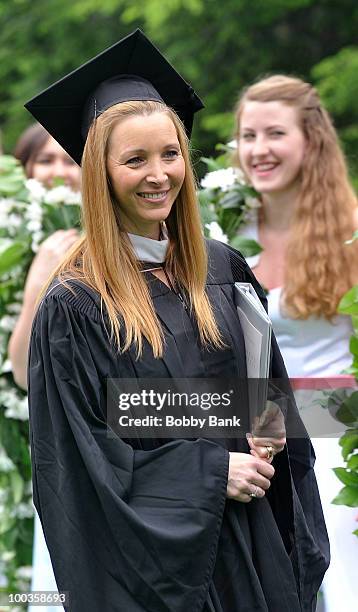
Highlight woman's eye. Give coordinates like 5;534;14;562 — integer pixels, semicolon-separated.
241;133;255;141
270;131;285;137
163;149;180;159
126;156;144;166
36;158;52;164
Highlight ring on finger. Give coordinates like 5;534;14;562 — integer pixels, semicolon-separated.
249;485;260;499
265;445;274;460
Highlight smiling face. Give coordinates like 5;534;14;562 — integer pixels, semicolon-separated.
30;136;81;190
238;100;306;198
106;112;185;239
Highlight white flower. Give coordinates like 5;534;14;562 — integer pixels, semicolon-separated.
25;178;46;201
4;396;29;421
25;199;43;218
1;359;13;373
7;213;22;228
0;198;17;226
205;221;228;243
201;167;238;191
26;219;42;233
0;386;29;420
24;200;43;226
25;199;44;241
31;230;45;253
1;550;16;563
44;184;81;205
11;503;34;520
0;446;15;472
15;565;33;580
6;302;22;315
234;166;247;185
1;211;23;235
0;315;17;333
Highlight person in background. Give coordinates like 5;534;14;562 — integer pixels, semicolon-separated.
24;31;328;612
8;123;81;612
9;123;80;389
234;74;358;612
14;122;81;190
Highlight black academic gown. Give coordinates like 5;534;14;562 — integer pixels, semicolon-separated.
28;240;329;612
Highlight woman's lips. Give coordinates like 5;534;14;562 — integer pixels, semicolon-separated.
252;162;278;176
137;190;169;202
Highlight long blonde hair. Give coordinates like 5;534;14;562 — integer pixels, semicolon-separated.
235;75;358;319
50;100;222;357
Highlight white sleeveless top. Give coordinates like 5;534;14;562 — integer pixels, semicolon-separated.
243;220;358;612
243;217;353;378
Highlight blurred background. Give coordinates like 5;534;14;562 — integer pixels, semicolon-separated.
0;0;357;183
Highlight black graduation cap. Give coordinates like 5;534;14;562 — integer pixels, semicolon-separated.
25;29;204;165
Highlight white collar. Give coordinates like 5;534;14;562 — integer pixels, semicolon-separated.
128;232;169;263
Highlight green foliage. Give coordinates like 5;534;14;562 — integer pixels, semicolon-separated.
198;146;262;257
332;273;358;526
1;0;358;184
330;391;358;428
0;155;81;593
312;46;358;186
0;241;27;277
338;278;358;340
339;285;358;316
121;0;204;29
313;47;358;116
331;427;358;508
0;0;132;150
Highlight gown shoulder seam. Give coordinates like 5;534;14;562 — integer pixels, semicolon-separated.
42;280;103;322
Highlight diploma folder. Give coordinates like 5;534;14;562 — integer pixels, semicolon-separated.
234;282;272;414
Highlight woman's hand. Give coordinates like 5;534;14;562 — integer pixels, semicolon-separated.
247;401;286;463
227;451;275;502
23;229;79;300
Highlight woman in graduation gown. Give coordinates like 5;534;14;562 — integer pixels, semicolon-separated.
26;30;329;612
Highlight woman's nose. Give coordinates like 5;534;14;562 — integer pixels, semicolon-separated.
50;159;68;178
251;136;270;156
146;160;168;184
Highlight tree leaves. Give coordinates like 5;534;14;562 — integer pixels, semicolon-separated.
1;0;358;177
332;485;358;507
338;286;358;315
0;240;28;276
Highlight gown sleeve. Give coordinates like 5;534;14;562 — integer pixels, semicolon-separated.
28;288;229;612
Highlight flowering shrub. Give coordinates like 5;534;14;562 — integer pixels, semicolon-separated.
0;155;81;596
198;145;262;257
332;243;358;533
